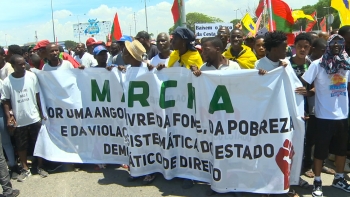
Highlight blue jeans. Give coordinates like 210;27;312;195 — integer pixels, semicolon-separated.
0;104;15;167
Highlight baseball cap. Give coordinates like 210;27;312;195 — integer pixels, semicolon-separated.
33;40;50;50
118;35;133;42
93;45;108;55
135;31;150;39
86;37;97;46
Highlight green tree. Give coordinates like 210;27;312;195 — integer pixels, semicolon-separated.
296;0;341;31
230;19;240;26
168;12;223;34
65;40;77;50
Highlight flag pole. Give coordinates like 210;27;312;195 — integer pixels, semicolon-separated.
267;0;273;31
180;0;186;27
316;12;320;31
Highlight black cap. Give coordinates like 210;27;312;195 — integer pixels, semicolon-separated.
135;31;150;39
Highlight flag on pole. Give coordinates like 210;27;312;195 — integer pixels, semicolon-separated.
305;11;317;32
172;0;183;28
331;0;350;26
266;0;294;33
242;13;257;34
255;0;265;17
292;10;315;21
320;17;327;32
253;14;263;36
110;13;122;41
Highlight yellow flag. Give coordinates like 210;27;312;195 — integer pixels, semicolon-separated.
331;0;350;26
242;13;256;34
292;10;314;21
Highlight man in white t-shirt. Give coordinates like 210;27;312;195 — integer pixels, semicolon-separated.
302;34;350;197
2;55;48;182
42;44;74;71
73;43;97;68
150;33;171;67
196;37;240;73
255;31;313;197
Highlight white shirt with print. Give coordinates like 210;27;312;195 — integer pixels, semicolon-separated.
1;71;41;127
302;59;350;120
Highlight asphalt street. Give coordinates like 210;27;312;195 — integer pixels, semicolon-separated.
5;162;349;197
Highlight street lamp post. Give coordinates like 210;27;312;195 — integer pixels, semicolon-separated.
70;14;86;43
233;9;240;20
51;0;56;42
143;0;149;32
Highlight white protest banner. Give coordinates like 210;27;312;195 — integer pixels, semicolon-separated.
195;23;233;38
33;68;129;164
192;67;305;194
34;67;304;194
123;67;212;180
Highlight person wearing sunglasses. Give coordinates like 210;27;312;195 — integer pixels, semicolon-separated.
302;34;350;197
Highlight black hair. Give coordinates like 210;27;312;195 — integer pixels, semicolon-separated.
9;54;23;65
263;31;287;52
339;26;350;37
230;27;243;35
312;38;327;48
217;26;229;34
136;31;150;39
58;45;64;53
0;47;4;55
294;33;312;45
202;37;224;52
245;37;255;42
21;46;28;54
8;45;23;55
255;35;265;40
30;54;41;69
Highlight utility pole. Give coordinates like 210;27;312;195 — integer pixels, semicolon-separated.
142;0;149;32
133;12;137;35
180;0;186;27
51;0;56;42
233;9;240;20
130;25;132;35
35;31;38;42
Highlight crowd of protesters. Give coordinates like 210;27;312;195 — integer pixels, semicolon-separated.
1;24;350;197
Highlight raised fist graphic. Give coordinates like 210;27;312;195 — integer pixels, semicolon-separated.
275;139;295;190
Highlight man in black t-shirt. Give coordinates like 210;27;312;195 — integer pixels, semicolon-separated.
135;31;159;60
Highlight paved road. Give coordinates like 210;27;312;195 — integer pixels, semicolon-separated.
7;163;350;197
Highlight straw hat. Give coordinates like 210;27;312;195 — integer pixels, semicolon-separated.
125;40;146;62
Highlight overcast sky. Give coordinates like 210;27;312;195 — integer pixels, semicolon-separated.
0;0;319;46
